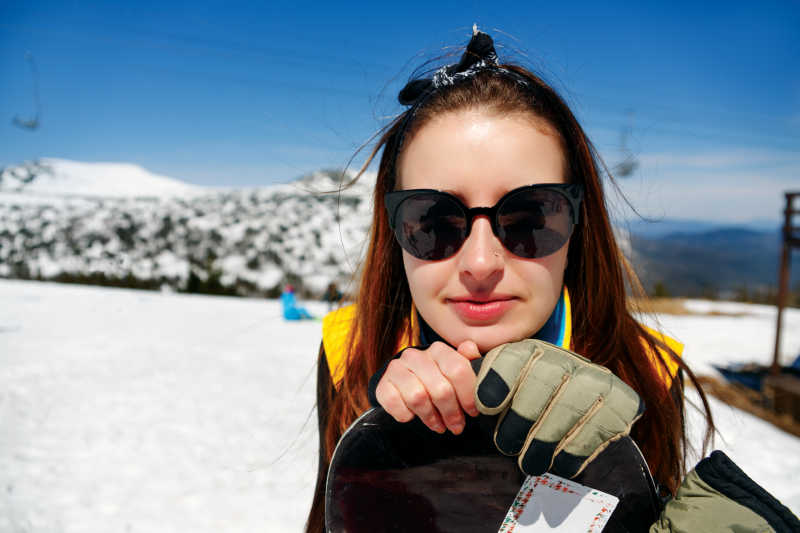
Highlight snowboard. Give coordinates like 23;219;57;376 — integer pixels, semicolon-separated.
325;407;661;532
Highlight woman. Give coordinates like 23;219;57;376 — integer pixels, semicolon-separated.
306;29;798;532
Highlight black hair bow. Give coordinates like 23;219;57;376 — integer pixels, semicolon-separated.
398;30;499;106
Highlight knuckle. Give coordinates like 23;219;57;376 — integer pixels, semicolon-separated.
375;379;389;400
434;355;456;374
406;388;429;410
421;416;441;430
395;410;414;423
428;382;453;404
445;414;463;427
460;391;476;408
380;396;405;419
375;384;396;405
429;341;448;353
449;361;472;381
401;348;423;365
386;359;405;375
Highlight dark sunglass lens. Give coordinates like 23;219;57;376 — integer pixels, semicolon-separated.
394;194;467;260
497;189;574;258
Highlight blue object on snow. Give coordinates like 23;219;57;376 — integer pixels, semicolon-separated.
281;290;313;320
714;359;800;392
713;364;766;391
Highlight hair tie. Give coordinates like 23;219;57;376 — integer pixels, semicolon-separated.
398;26;500;106
390;27;533;180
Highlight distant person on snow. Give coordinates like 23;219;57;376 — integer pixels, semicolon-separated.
306;29;799;533
323;282;343;310
281;284;314;320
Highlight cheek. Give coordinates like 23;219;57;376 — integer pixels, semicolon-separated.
514;242;569;297
402;251;425;300
540;245;569;279
402;251;452;301
545;248;569;302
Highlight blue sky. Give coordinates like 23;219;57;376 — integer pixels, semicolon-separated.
1;1;798;223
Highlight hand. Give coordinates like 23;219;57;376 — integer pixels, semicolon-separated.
650;451;800;532
375;340;482;435
474;339;644;478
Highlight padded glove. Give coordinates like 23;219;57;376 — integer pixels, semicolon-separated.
474;339;644;478
650;450;800;533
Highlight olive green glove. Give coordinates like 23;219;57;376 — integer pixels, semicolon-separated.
651;450;800;533
474;339;644;478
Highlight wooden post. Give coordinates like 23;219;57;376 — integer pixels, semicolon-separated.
772;192;800;374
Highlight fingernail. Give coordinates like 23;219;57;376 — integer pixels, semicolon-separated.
433;423;446;433
451;423;464;435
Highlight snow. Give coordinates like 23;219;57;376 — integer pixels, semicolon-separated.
0;280;322;532
639;300;800;376
1;279;799;532
0;159;205;199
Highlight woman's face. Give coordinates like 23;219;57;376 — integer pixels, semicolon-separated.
398;109;570;354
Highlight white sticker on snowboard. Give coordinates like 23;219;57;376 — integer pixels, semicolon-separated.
498;473;619;532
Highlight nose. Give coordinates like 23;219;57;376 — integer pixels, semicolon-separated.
457;216;504;282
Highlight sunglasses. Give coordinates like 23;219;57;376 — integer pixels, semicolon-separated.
385;183;583;261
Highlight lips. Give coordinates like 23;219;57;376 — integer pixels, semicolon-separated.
447;295;516;323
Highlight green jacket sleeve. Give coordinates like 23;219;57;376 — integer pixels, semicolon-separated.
650;451;799;533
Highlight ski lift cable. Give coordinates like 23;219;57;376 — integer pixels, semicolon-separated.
0;21;393;79
3;26;797;148
5;21;797;143
564;74;797;125
591;108;799;149
3;20;794;129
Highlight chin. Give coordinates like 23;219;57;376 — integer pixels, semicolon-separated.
450;323;532;355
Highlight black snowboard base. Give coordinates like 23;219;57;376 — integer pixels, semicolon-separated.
326;407;661;532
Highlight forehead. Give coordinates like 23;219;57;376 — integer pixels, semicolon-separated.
398;110;566;205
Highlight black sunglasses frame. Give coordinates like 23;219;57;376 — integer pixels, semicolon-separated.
385;182;584;259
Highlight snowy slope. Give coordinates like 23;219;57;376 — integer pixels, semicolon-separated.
1;279;798;533
0;160;374;297
0;158;204;198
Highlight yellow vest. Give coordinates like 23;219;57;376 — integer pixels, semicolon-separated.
322;293;682;390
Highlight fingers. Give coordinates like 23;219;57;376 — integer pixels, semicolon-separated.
374;370;418;423
457;340;481;360
515;366;605;476
551;379;644;477
493;347;571;458
481;339;645;479
375;341;480;434
448;342;480;417
405;347;467;433
549;396;612;478
377;358;447;433
475;339;543;415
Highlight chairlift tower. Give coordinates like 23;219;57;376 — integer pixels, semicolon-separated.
612;110;638;178
12;51;41;131
772;191;800;374
765;191;800;423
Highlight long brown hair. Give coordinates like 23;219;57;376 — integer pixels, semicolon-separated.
318;61;714;519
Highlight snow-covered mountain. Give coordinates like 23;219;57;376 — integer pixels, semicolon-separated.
0;159;374;297
0;158;204;198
